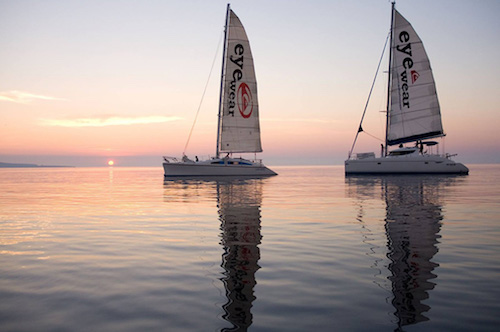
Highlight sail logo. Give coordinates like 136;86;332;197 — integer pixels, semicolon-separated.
237;82;253;118
396;30;416;108
411;70;419;84
227;43;246;117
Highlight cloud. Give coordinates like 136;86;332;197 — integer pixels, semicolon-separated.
0;90;66;104
40;116;182;127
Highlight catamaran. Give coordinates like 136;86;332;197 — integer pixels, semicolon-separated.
163;5;276;177
345;2;468;175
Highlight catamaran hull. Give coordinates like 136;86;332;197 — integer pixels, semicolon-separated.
345;156;469;175
163;163;277;177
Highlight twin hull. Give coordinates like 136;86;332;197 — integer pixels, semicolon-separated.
163;162;277;177
345;155;469;174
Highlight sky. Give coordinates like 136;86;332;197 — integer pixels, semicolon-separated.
1;0;499;166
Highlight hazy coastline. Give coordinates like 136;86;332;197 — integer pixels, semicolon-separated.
0;162;72;168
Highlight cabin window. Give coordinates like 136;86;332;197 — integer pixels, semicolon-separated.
389;150;415;156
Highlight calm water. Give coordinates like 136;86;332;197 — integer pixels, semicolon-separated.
1;165;499;331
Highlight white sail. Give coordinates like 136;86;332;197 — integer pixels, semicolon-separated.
387;10;444;146
219;10;262;153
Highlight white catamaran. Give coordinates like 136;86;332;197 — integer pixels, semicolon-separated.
345;2;468;175
163;5;276;177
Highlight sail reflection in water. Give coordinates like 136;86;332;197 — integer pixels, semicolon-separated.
217;179;263;331
347;175;459;330
163;177;264;331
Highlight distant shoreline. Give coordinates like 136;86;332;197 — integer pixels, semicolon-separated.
0;162;73;168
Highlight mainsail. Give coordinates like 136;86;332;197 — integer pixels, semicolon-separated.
387;9;444;146
219;9;262;154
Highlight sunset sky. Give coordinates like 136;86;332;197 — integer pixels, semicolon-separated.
1;0;499;166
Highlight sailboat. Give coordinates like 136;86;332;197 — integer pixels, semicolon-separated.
163;4;276;177
345;2;468;175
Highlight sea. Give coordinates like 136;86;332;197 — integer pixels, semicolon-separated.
1;165;499;332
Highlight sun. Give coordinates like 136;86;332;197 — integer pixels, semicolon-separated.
107;160;114;166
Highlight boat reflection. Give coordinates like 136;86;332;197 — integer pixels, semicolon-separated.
346;175;461;331
217;178;263;331
163;177;265;331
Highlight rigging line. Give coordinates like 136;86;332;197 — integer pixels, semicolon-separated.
363;130;384;142
348;30;391;158
183;31;224;155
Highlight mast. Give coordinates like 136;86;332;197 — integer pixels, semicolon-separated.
216;4;230;159
384;2;396;156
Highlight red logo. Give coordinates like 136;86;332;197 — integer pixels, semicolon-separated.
411;70;420;84
237;82;253;118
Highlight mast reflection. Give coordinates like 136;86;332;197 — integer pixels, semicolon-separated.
347;175;460;331
217;178;263;332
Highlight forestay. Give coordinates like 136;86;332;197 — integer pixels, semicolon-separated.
219;10;262;153
387;10;444;146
